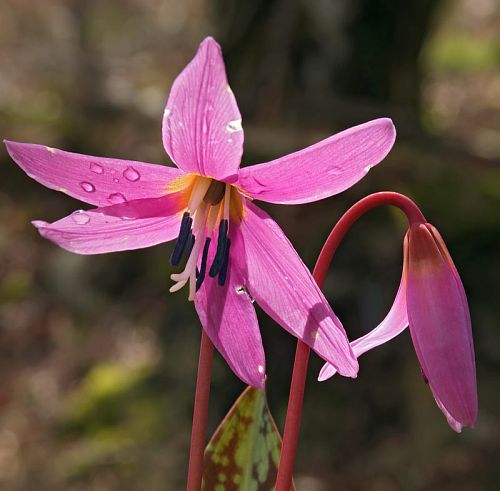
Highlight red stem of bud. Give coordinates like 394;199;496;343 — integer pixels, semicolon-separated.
275;192;425;491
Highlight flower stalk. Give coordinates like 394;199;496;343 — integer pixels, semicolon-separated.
275;192;425;491
186;330;214;491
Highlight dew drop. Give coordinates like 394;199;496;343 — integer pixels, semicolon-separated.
90;163;104;174
226;119;242;133
235;286;255;303
108;192;127;204
123;166;140;182
113;178;119;183
80;181;95;193
326;167;341;176
71;210;90;225
164;108;171;118
310;329;319;341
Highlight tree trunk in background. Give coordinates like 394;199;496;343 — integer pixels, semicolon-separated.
341;0;441;114
213;0;442;127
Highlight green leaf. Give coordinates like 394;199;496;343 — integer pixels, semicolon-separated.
203;386;295;491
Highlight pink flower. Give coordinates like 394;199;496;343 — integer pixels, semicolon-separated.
319;222;478;432
5;37;396;388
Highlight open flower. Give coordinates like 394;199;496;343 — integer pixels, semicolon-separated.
319;222;478;432
6;37;396;388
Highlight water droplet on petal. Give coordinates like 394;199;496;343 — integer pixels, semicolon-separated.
113;178;119;183
326;167;341;176
226;119;242;133
108;192;127;204
235;286;255;303
123;166;140;182
90;163;104;174
80;181;95;193
164;108;171;118
310;329;319;341
71;210;90;224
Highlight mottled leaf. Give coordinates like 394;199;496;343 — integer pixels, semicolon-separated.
203;386;295;491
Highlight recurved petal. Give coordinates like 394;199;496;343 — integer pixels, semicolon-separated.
5;140;183;207
407;223;477;430
162;37;244;181
194;231;266;388
237;118;395;205
319;242;409;381
237;201;358;377
33;195;184;254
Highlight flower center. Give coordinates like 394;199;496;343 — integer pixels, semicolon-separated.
169;175;243;300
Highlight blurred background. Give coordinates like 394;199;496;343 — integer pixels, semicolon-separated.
0;0;499;489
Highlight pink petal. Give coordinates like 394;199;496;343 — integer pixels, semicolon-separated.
407;223;477;429
237;118;395;204
162;37;244;181
5;140;183;207
194;229;266;388
319;247;409;381
237;201;358;377
433;393;466;433
33;195;184;254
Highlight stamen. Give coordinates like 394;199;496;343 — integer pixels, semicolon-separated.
218;238;231;286
209;219;228;277
223;184;231;220
169;181;238;299
187;177;211;213
206;206;219;232
196;237;212;291
170;203;209;298
170;212;193;266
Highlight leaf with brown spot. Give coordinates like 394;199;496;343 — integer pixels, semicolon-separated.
203;386;295;491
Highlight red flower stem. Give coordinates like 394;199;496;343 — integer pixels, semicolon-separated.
275;192;425;490
186;329;214;491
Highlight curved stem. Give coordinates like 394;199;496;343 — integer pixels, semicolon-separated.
186;330;214;491
275;192;425;491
